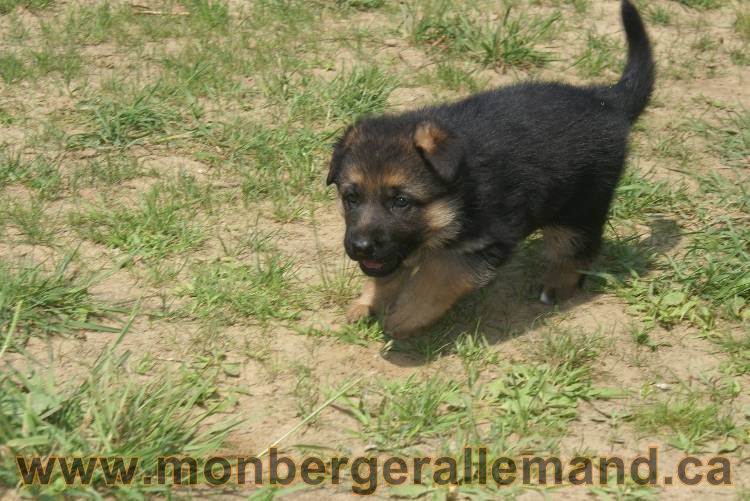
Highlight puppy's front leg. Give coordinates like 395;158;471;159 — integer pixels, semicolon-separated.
384;252;486;338
346;271;406;323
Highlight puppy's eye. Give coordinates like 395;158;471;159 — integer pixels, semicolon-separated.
345;193;359;206
392;195;410;209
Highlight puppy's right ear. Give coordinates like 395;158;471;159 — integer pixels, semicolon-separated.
413;120;463;184
326;125;356;186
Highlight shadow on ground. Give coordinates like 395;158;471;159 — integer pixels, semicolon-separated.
382;216;682;367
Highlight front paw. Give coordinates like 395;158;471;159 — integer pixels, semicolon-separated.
383;305;422;339
346;302;372;323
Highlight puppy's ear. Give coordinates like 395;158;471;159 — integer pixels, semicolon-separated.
327;125;357;186
413;121;463;183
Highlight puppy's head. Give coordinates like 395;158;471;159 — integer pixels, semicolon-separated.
326;116;464;277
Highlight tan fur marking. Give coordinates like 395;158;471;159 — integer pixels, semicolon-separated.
340;168;364;187
381;169;412;188
423;198;461;249
383;251;480;338
346;271;407;322
541;226;588;302
414;122;447;154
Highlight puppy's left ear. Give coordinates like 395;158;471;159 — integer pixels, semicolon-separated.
327;125;356;186
413;120;463;184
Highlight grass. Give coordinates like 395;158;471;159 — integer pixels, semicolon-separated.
0;53;25;84
628;382;747;453
0;328;238;496
737;9;750;40
0;150;65;199
0;254;121;347
340;375;464;450
5;197;55;245
181;252;304;323
407;2;560;68
70;175;208;260
574;32;621;78
0;0;50;14
66;84;200;150
648;5;672;26
692;110;750;166
674;0;724;10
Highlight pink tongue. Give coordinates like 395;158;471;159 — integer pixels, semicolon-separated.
362;260;383;270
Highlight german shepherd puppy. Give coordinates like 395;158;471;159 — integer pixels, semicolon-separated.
326;0;655;338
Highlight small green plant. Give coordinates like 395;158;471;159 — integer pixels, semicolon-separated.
409;3;560;68
0;53;25;84
337;0;384;9
692;110;750;166
182;253;303;322
0;0;50;14
574;32;621;78
628;384;746;453
70;177;207;259
648;6;672;25
0;255;120;347
736;9;750;40
433;62;482;92
0;334;237;495
340;375;463;449
66;84;196;149
674;0;724;10
5;197;54;245
482;363;614;437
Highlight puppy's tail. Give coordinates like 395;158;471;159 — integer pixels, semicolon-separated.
613;0;655;122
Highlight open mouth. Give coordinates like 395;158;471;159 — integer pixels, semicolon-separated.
358;258;400;277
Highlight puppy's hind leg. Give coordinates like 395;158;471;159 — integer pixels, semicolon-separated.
540;225;601;305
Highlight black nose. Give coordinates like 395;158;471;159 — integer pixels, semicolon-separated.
352;237;374;257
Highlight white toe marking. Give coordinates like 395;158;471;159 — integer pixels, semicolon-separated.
540;290;554;305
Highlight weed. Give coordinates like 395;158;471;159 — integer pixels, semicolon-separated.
736;9;750;40
67;84;201;149
674;0;724;10
70;177;207;259
182;253;303;323
0;336;237;495
482;363;614;438
341;375;463;449
648;6;672;25
5;196;55;245
0;53;25;84
408;2;560;68
0;0;49;14
574;32;621;78
628;384;746;453
0;254;120;347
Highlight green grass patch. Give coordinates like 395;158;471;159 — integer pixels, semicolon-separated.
736;9;750;40
605;214;748;328
628;384;747;453
0;53;25;84
0;0;50;14
691;110;750;166
70;176;208;259
0;255;120;347
66;84;204;150
340;375;463;450
408;2;560;68
573;32;621;78
0;150;65;199
181;253;304;323
673;0;724;10
0;335;237;495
